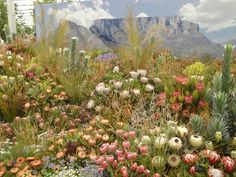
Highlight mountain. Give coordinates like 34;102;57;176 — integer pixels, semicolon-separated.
226;37;236;46
67;16;224;58
67;21;110;51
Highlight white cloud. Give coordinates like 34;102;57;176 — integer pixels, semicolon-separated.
48;1;114;28
137;12;148;18
179;0;236;32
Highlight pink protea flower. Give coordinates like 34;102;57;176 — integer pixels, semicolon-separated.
96;156;105;165
116;149;123;156
118;155;125;162
173;90;181;97
101;161;108;169
184;95;193;104
182;154;199;165
99;144;109;154
112;160;118;169
123;132;129;139
131;163;138;171
122;140;131;149
107;155;115;163
128;131;136;139
144;169;150;176
136;165;145;174
109;143;117;152
120;166;128;173
190;166;197;176
222;156;235;174
208;151;221;165
208;168;224;177
153;173;161;177
196;82;204;92
175;76;189;85
139;145;149;155
121;170;128;177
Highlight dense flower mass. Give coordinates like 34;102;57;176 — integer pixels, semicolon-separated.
0;41;236;177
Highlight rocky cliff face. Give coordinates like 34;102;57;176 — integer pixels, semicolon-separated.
89;16;223;58
67;16;224;58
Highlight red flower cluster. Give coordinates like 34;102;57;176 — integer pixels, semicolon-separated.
175;76;189;85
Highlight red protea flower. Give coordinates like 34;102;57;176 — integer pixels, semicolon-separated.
183;154;199;165
199;100;208;108
200;149;212;158
175;76;189;85
222;156;235;174
185;95;193;104
196;82;204;92
208;151;221;165
153;173;161;177
171;103;181;112
208;168;224;177
172;90;181;97
25;71;35;79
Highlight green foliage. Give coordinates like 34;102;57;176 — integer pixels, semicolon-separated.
212;91;229;119
207;118;230;142
183;61;209;77
222;44;235;92
0;0;8;41
118;9;159;71
190;115;206;134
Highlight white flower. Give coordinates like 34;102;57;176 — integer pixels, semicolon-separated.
208;168;224;177
140;77;149;83
146;84;154;92
132;89;140;96
154;77;161;83
95;82;105;94
87;100;95;109
113;66;119;73
119;90;129;98
168;154;181;167
130;71;139;79
95;106;102;112
104;87;111;94
0;61;4;66
114;80;123;89
177;126;188;137
155;135;168;149
141;135;151;145
137;69;147;76
189;135;203;147
168;137;182;150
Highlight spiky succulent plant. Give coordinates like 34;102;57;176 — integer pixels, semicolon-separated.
190;115;206;134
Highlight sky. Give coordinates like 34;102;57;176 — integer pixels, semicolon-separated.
33;0;236;43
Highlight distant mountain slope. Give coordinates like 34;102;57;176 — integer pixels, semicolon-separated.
67;21;110;51
66;16;224;58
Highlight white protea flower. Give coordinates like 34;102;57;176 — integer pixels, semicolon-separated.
132;89;141;96
155;135;168;149
104;87;111;94
141;135;151;145
177;126;188;137
130;71;139;79
137;69;147;76
189;135;203;147
146;84;154;92
114;80;123;89
87;100;95;109
95;82;106;94
168;154;181;167
140;77;149;83
154;77;161;83
119;90;129;98
8;77;15;84
113;66;119;73
168;137;182;150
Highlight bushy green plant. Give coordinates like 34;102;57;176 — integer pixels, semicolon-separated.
183;61;209;77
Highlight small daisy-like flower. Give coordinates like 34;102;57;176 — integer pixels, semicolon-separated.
168;154;181;167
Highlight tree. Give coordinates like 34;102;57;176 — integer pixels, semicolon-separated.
0;0;8;41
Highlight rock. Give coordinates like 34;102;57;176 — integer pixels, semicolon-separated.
89;16;223;58
66;21;110;51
